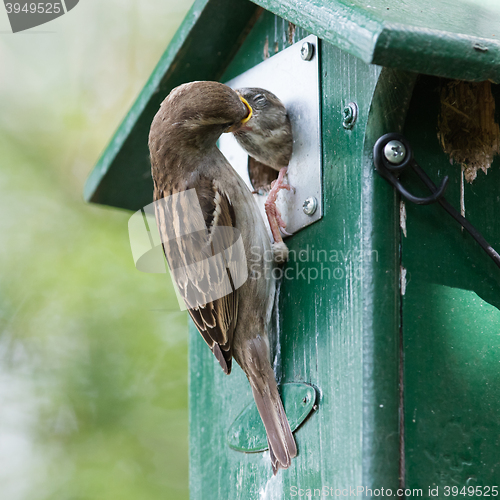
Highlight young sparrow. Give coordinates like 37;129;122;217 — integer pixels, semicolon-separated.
149;81;297;474
232;88;292;171
232;88;294;248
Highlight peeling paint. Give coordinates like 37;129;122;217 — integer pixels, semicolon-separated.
400;200;407;238
287;21;296;45
400;266;407;296
272;278;282;377
258;457;283;499
264;36;269;59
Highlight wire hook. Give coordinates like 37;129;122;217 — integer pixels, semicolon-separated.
373;133;500;269
373;133;449;205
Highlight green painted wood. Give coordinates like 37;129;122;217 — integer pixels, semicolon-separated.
227;383;317;453
362;67;417;487
401;76;500;489
251;0;500;82
84;0;261;211
188;13;417;497
221;11;310;82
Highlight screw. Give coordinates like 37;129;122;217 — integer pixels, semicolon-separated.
473;43;488;53
300;42;314;61
302;397;308;404
342;102;358;129
384;140;407;164
303;197;318;216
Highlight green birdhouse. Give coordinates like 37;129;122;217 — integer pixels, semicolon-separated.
85;0;500;497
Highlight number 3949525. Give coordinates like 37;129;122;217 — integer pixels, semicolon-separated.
5;3;62;14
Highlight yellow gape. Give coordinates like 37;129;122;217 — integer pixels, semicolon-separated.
226;96;253;132
239;96;253;124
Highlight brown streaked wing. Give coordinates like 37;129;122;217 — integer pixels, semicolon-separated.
155;176;239;374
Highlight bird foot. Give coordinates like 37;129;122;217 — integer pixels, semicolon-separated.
272;241;289;264
264;167;294;244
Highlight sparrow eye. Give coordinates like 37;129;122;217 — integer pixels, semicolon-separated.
253;94;267;105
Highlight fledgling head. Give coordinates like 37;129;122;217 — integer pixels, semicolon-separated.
149;81;251;157
233;88;293;170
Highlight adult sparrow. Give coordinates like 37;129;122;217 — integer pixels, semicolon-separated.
149;81;297;474
232;88;294;248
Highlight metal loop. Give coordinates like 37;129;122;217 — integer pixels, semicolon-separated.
373;133;448;205
373;133;500;269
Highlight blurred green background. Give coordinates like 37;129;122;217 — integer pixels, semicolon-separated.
0;1;194;499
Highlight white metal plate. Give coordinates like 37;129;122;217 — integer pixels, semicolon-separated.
219;35;322;237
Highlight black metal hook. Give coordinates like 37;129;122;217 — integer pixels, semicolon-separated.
373;133;449;205
373;133;500;269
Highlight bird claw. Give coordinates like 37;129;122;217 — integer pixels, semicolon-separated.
270;168;293;193
265;167;295;243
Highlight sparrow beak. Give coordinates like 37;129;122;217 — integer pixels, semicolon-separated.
226;96;253;132
239;96;253;124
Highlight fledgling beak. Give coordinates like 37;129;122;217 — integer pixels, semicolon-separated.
226;95;253;132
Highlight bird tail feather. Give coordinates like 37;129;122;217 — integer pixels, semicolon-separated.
245;338;297;474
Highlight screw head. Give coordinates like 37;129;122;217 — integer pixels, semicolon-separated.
384;140;407;164
342;102;358;129
300;42;314;61
303;197;318;216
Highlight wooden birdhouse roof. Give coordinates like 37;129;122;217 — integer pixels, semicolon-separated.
85;0;500;210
